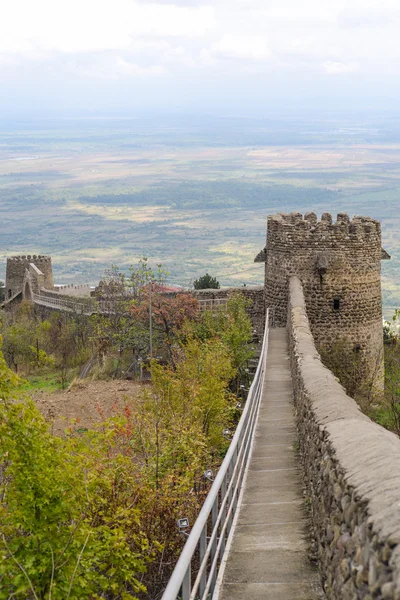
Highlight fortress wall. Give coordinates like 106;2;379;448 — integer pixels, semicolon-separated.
54;284;91;298
5;255;54;298
265;212;384;393
288;275;400;600
28;263;45;294
5;257;28;298
192;286;265;336
40;288;94;305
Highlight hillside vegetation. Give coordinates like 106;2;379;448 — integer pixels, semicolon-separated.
0;291;254;599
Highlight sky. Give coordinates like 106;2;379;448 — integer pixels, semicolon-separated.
1;0;400;115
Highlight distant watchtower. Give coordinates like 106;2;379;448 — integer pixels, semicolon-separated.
256;212;389;393
5;255;54;301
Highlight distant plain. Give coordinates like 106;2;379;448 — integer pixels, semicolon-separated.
0;114;399;316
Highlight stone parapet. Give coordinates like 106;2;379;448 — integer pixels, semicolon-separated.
267;212;381;248
40;288;93;305
54;284;91;298
288;275;400;599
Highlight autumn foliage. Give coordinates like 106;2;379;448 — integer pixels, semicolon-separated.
130;288;199;358
0;292;254;599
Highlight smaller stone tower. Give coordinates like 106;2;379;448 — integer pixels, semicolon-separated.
258;212;389;393
5;255;54;300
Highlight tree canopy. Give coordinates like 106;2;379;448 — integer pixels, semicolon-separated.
193;273;220;290
0;289;255;598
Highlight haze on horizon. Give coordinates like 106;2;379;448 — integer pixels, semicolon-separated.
1;0;400;117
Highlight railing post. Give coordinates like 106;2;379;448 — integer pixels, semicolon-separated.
199;525;207;598
210;497;218;593
219;474;227;559
230;447;240;521
182;565;191;600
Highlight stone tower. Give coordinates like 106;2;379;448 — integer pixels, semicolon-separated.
5;255;54;300
258;212;389;392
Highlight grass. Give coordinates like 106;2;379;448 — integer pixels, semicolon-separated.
368;406;395;431
19;372;72;394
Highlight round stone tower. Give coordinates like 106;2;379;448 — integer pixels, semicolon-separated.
5;255;54;300
263;212;386;393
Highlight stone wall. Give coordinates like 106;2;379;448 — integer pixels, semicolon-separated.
27;263;45;295
288;275;400;600
5;255;54;299
192;286;265;336
54;284;92;298
264;212;384;393
40;288;94;306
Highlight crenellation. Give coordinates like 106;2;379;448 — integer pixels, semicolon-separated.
336;212;350;224
267;212;381;237
321;212;333;224
304;211;317;225
264;211;385;393
5;255;54;300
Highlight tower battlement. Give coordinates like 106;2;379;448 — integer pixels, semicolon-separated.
5;255;54;300
7;254;52;263
267;212;381;248
263;211;387;394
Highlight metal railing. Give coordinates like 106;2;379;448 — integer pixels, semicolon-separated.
161;309;270;600
198;298;228;312
32;293;97;315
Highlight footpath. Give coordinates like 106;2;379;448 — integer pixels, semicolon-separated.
216;327;324;600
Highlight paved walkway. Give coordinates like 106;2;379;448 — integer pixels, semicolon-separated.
216;328;324;600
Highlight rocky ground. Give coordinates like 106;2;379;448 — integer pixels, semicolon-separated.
33;380;144;435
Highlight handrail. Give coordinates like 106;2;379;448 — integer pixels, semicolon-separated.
198;299;228;312
161;309;270;600
32;293;97;315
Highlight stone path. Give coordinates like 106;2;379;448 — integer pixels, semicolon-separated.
216;328;324;600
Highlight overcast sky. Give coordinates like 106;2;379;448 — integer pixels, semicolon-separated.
1;0;400;115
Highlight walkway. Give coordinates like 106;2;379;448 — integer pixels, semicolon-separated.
32;293;97;315
216;328;324;600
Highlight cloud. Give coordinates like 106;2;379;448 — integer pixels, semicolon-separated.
108;58;169;79
338;0;400;27
71;55;169;79
0;0;215;59
204;34;271;62
323;61;360;75
129;40;196;67
140;0;210;4
1;0;400;111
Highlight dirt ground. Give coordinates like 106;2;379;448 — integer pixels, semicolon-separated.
33;380;144;435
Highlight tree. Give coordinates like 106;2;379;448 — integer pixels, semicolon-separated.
193;273;220;290
0;280;5;303
182;292;254;393
93;260;169;375
1;302;53;374
0;336;150;599
130;290;198;361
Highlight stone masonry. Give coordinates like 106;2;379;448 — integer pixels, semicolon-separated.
288;276;400;600
258;212;389;392
5;255;54;301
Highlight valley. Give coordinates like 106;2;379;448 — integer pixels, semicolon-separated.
1;114;399;316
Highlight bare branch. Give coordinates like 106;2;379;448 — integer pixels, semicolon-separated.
1;534;39;600
66;533;90;600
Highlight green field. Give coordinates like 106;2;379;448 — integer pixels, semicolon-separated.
0;114;399;315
